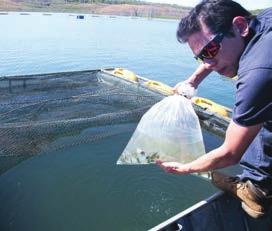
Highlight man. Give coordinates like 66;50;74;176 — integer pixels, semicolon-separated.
158;0;272;218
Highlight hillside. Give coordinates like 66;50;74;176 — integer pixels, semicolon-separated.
0;0;191;19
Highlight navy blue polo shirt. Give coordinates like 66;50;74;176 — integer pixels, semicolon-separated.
233;8;272;186
233;8;272;128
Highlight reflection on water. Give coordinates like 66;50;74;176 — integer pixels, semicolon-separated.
0;12;238;230
0;12;235;107
0;123;226;231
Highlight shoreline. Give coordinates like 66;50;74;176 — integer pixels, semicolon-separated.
0;2;190;20
0;11;183;22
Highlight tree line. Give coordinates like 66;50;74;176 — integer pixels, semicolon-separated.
64;0;144;4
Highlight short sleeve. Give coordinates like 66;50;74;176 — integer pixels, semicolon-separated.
233;68;272;126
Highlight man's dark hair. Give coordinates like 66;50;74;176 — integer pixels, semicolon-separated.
177;0;253;43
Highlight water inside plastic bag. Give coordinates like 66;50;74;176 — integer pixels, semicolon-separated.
117;95;205;165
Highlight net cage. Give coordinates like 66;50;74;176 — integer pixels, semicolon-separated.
0;68;230;174
0;68;168;173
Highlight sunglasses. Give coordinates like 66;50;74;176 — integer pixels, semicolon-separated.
194;32;225;62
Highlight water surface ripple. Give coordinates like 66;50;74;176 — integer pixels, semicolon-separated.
0;12;237;231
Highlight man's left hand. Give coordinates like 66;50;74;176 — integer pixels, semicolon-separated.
156;160;188;174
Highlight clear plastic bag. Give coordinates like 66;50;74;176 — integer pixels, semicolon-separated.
117;95;205;164
175;81;197;99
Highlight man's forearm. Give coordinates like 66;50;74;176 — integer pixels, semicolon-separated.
175;121;261;174
157;145;238;175
181;146;238;174
188;63;212;88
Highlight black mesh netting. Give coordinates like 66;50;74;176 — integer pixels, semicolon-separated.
0;70;164;168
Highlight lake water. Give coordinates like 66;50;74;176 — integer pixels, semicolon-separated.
0;12;237;230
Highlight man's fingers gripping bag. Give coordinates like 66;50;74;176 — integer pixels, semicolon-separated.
117;95;205;164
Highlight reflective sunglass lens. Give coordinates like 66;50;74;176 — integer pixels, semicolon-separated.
194;33;224;61
201;42;220;59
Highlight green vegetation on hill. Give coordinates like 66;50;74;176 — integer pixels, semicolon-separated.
0;0;266;19
0;0;191;19
66;0;143;3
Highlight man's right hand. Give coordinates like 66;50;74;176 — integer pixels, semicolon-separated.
173;81;197;99
174;63;213;97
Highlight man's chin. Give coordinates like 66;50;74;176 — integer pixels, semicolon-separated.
226;73;237;78
218;68;237;78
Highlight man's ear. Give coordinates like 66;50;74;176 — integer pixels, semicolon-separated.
232;16;249;37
